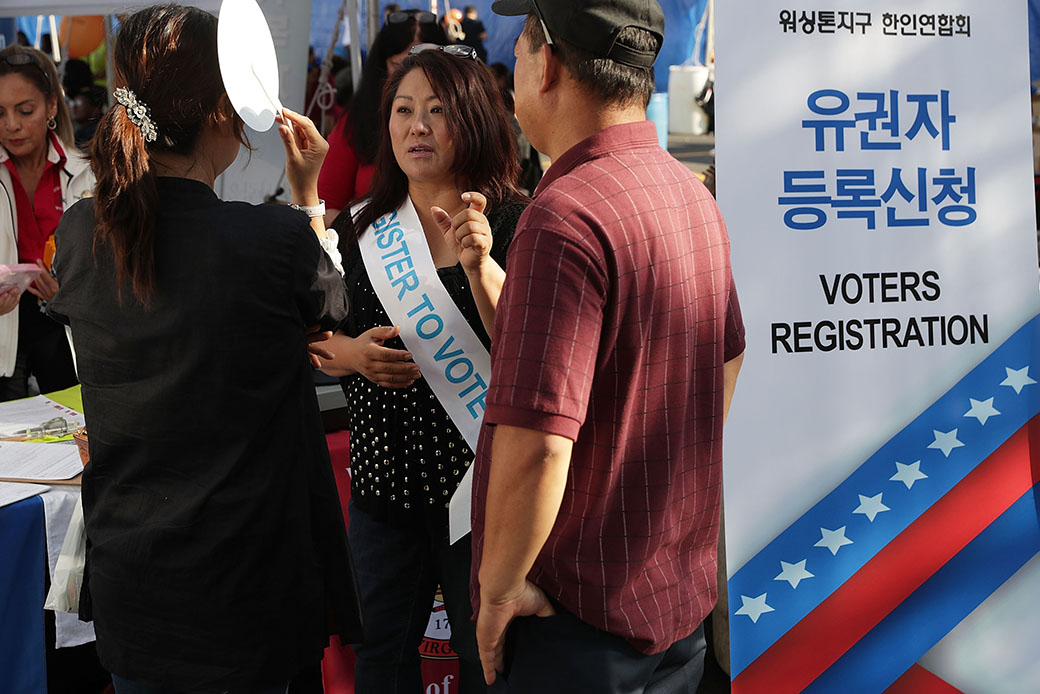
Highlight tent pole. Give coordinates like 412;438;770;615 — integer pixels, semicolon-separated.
34;16;43;50
367;0;379;50
707;0;715;66
48;15;60;62
349;0;362;103
104;16;116;107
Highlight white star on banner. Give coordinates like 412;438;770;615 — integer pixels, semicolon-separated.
853;493;891;522
774;560;814;589
735;593;775;623
815;526;853;555
1000;366;1037;395
963;397;1001;426
928;429;964;458
890;461;927;489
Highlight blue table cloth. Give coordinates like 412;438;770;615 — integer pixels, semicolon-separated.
0;496;47;694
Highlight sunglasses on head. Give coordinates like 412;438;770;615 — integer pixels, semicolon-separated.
388;10;436;25
408;43;479;61
0;52;46;73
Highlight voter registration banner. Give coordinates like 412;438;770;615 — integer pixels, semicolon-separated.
715;2;1040;692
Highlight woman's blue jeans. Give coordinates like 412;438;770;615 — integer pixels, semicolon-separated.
347;499;485;693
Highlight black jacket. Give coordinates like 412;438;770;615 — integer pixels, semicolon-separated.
49;177;360;693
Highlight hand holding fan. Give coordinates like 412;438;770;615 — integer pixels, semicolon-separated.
217;0;291;133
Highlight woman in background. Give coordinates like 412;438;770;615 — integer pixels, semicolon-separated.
318;46;525;693
0;45;90;401
48;5;361;692
317;9;447;225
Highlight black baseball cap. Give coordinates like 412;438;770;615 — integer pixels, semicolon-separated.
492;0;665;70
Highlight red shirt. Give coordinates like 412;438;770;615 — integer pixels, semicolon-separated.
317;116;375;212
471;121;745;654
3;132;66;263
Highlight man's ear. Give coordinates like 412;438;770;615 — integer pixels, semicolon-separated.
538;43;561;94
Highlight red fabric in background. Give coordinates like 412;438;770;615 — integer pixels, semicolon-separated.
323;430;355;694
421;659;459;692
321;430;460;693
326;430;352;526
316;122;376;213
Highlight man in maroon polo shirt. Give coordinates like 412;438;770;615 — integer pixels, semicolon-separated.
469;0;746;691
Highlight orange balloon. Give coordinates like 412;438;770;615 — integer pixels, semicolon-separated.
57;16;105;59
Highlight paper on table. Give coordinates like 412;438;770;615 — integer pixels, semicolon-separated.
0;441;83;481
0;395;86;437
0;481;49;509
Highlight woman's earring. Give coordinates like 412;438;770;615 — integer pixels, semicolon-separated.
47;116;57;130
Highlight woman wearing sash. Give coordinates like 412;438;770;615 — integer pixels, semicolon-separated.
46;5;361;692
318;46;526;693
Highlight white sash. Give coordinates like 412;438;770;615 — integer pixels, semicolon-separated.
358;197;486;542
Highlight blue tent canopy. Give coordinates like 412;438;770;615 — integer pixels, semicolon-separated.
1030;0;1040;86
5;3;1037;91
308;0;710;91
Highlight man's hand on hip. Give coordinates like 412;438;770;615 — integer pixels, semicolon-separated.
477;579;555;685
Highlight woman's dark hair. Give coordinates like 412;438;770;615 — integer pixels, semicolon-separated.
90;4;247;305
344;11;446;164
345;49;524;237
0;44;75;146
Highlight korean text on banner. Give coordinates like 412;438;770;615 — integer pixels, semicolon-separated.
715;2;1040;692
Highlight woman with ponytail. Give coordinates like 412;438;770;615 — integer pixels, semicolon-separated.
47;5;362;693
0;44;90;401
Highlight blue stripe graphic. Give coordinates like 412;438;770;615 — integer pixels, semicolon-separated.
804;483;1040;694
729;314;1040;676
